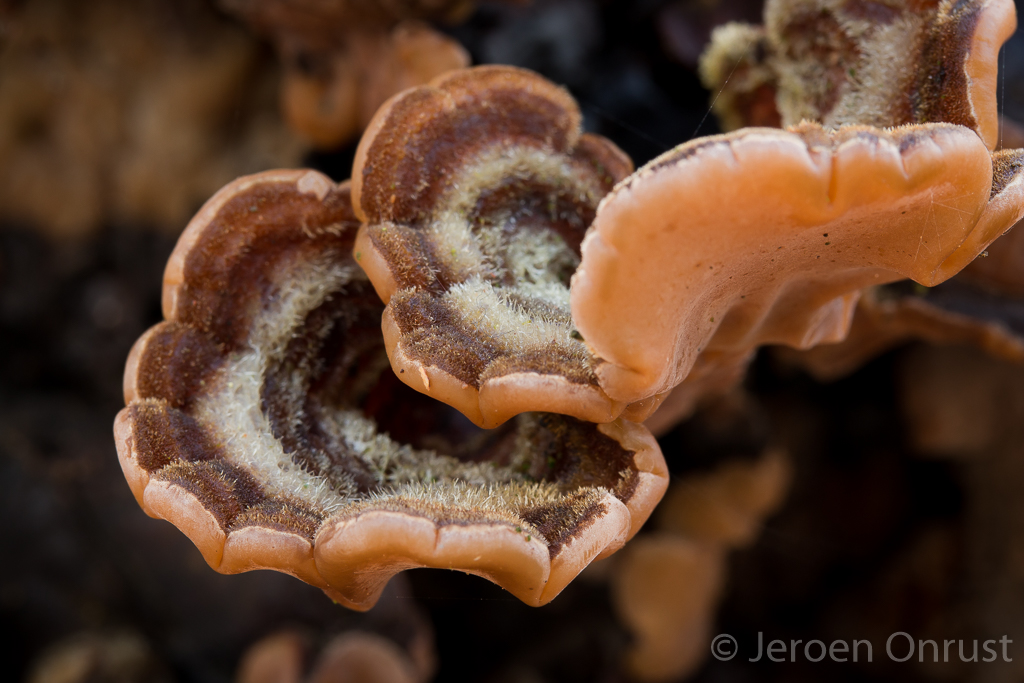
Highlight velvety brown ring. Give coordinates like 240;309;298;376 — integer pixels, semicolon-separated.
115;169;668;609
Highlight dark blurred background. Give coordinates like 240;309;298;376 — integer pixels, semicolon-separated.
4;1;1024;682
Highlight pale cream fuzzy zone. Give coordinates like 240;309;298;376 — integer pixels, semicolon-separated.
189;252;577;526
420;145;600;360
766;0;930;128
700;23;767;88
348;479;571;530
821;15;925;129
192;257;360;512
699;23;777;132
443;280;578;354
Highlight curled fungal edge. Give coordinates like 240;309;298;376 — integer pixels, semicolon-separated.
351;66;642;428
573;124;1024;403
114;169;668;610
352;66;1024;416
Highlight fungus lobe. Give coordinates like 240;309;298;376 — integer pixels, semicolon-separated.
115;169;667;609
700;0;1017;149
573;123;1024;403
353;65;1024;421
351;65;645;428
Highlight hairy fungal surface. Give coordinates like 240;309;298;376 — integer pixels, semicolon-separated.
352;65;639;428
698;23;781;132
382;146;600;384
692;1;1024;425
115;169;667;610
700;0;1016;148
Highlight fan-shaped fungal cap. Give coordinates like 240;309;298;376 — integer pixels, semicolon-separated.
571;123;1024;403
700;0;1018;150
351;65;641;428
115;169;667;610
800;152;1024;381
767;0;1016;150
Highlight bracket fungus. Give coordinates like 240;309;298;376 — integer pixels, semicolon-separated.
769;0;1015;151
693;0;1024;384
574;123;1024;403
697;22;781;132
353;63;1024;424
351;65;641;428
700;0;1017;149
114;169;667;610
